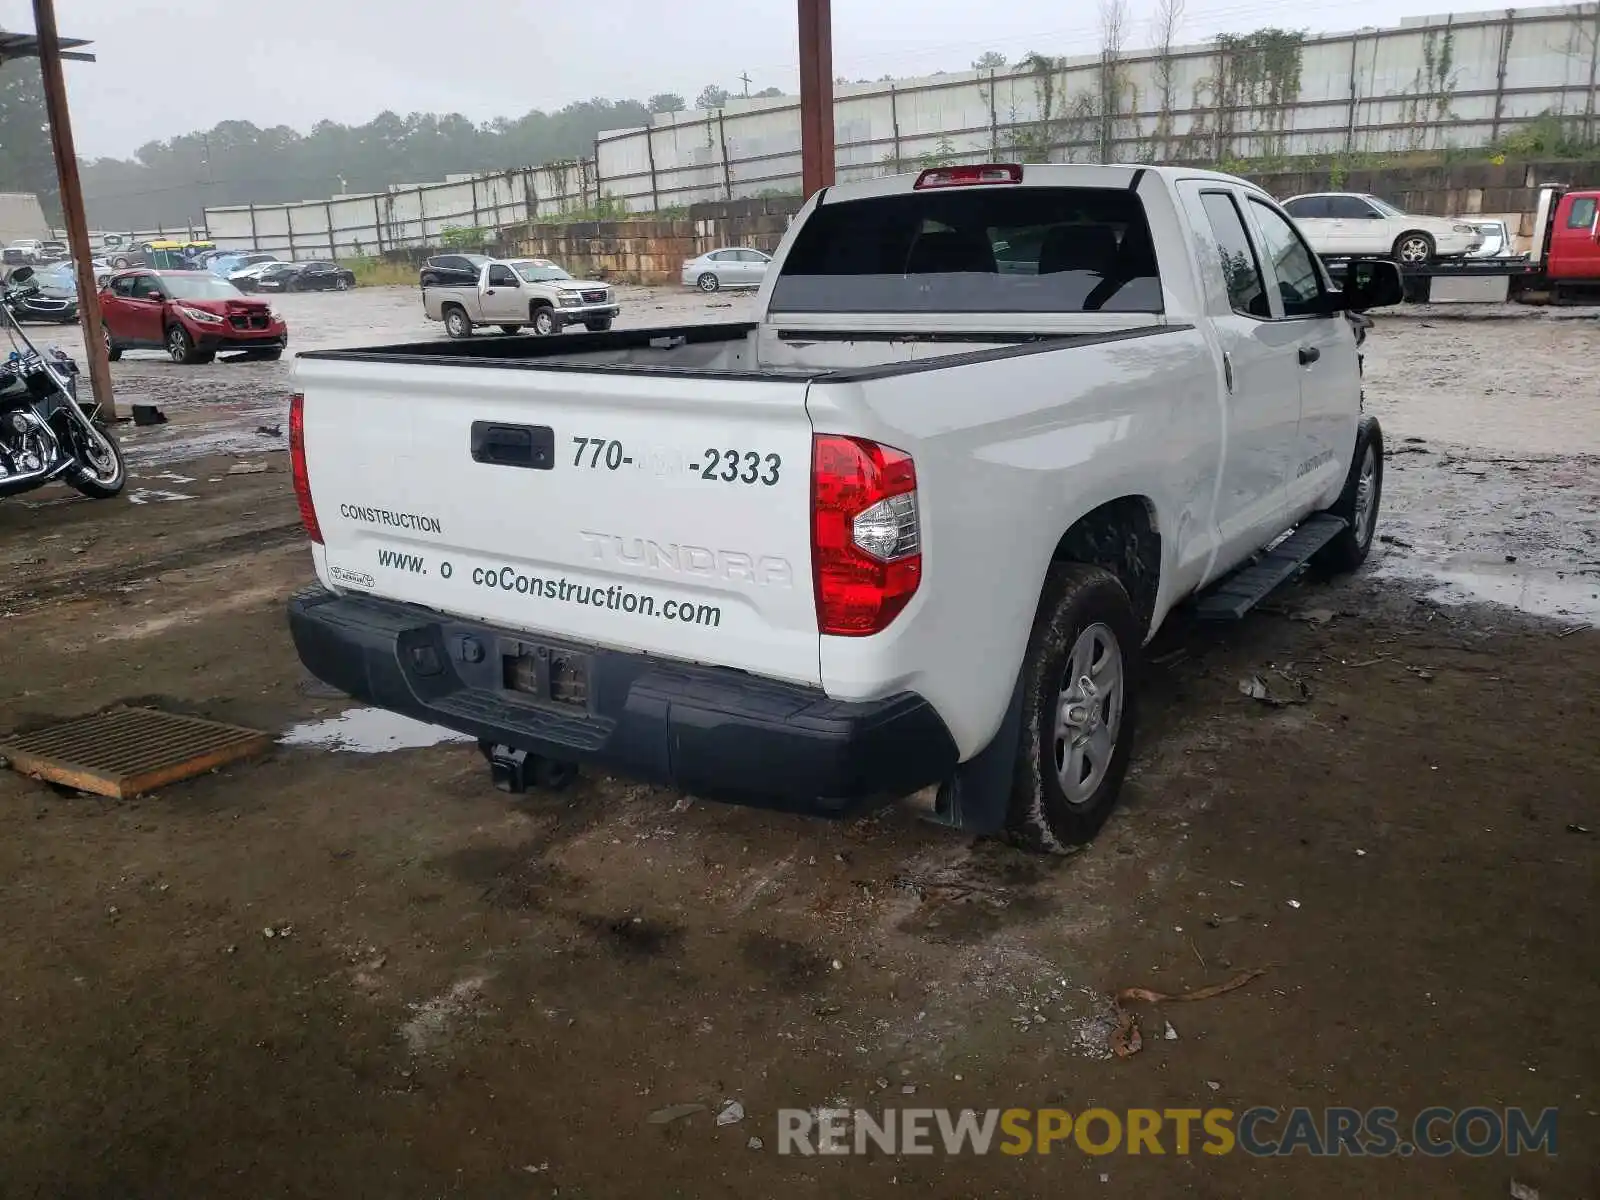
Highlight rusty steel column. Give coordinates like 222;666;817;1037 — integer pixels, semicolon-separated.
32;0;116;421
798;0;835;198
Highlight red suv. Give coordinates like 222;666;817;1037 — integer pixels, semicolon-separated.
100;270;288;364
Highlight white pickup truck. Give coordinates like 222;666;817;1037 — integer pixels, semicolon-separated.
422;258;620;338
288;164;1401;851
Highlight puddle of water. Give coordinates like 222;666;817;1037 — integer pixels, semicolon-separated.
280;706;475;753
1379;556;1600;626
126;488;194;505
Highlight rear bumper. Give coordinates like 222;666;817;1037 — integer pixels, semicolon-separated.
287;586;957;815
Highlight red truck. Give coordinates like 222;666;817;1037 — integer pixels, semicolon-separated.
1321;185;1600;303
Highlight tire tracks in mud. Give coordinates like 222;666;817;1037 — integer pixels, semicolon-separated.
1;520;304;612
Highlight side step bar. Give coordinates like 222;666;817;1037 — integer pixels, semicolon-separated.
1192;514;1347;620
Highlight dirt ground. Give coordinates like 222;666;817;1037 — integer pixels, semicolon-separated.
0;288;1595;1199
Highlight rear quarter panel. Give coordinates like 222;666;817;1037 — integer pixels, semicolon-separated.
806;327;1221;758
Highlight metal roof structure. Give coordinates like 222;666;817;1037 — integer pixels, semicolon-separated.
0;30;94;62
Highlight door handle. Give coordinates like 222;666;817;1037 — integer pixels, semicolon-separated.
471;420;555;470
1298;345;1321;365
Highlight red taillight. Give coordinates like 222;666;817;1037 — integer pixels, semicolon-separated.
288;392;322;544
811;435;921;636
913;163;1023;190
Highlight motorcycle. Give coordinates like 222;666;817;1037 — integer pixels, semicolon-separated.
0;266;125;501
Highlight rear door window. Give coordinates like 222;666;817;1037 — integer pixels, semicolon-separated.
771;186;1162;314
1283;196;1328;220
1326;195;1380;220
1566;196;1597;228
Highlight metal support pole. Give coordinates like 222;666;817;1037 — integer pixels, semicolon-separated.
31;0;115;421
798;0;835;198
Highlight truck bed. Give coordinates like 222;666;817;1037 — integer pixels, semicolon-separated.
298;320;1177;381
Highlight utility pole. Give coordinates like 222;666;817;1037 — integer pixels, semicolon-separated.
798;0;835;197
31;0;116;422
739;71;752;97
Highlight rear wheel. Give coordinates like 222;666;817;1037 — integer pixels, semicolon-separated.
1393;231;1435;265
697;272;720;293
1006;563;1141;851
64;421;126;499
334;274;351;291
1314;415;1384;572
443;305;472;339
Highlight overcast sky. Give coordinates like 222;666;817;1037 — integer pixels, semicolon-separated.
6;0;1470;160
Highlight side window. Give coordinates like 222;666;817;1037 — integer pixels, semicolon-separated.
1284;196;1326;220
736;249;764;262
710;250;733;262
1566;197;1597;229
1248;200;1325;318
436;256;463;272
129;274;164;299
486;264;517;287
110;275;138;298
1328;195;1379;220
1198;192;1270;319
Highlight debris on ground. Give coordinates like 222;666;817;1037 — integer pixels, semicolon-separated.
1109;968;1270;1058
1379;534;1414;549
228;461;269;475
262;923;293;939
646;1103;706;1125
1509;1181;1540;1200
716;1100;745;1126
131;404;167;426
255;424;282;437
1567;823;1590;835
1293;608;1336;626
747;1136;764;1151
1239;674;1310;706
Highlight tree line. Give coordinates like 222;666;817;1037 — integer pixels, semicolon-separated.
0;58;793;232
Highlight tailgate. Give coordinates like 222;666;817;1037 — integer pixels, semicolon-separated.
297;358;821;686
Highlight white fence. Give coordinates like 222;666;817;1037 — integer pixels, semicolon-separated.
204;160;594;256
596;3;1600;210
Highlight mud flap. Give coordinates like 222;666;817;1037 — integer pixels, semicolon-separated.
930;670;1024;835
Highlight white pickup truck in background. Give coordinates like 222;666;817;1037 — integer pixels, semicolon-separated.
289;163;1401;851
422;257;619;338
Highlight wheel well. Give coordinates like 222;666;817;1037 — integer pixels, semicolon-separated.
1050;497;1161;630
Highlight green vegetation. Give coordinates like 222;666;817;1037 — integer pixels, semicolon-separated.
345;257;418;288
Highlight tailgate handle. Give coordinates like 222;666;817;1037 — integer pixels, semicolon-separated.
471;421;554;470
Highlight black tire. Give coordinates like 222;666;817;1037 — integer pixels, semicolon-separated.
697;272;720;293
166;323;209;365
531;304;561;336
334;274;351;291
64;421;126;499
1392;231;1435;265
584;318;613;332
1006;563;1142;852
443;304;472;339
1314;415;1384;573
102;324;121;362
498;324;523;334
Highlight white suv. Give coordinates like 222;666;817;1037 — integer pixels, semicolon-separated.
1282;193;1483;263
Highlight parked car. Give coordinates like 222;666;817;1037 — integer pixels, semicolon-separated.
289;261;356;291
229;260;290;291
38;240;68;262
213;252;278;279
682;246;772;291
288;162;1403;851
422;257;618;336
11;261;79;323
419;253;491;289
1280;193;1483;263
247;262;307;292
4;239;45;265
100;269;287;364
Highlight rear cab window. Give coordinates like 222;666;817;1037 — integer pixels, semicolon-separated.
771;186;1162;314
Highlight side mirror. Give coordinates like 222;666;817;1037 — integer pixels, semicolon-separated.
8;266;33;283
1340;259;1403;311
146;290;164;301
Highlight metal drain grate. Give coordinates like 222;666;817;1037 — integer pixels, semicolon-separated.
0;707;271;799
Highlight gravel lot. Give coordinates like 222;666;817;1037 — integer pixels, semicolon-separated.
0;286;1595;1197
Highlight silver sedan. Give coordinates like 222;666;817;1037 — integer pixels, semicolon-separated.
681;247;771;292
